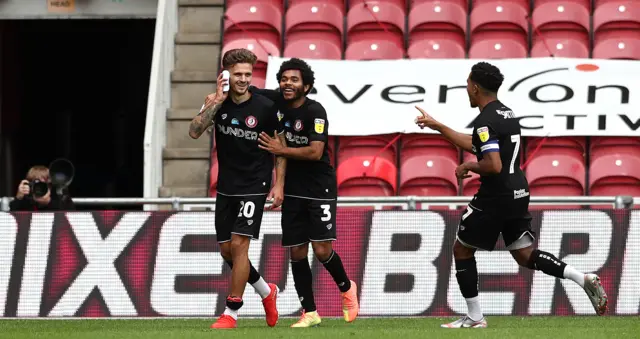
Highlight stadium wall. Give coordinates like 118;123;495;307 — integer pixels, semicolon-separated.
0;209;638;317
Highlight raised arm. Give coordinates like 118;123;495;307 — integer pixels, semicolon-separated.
189;72;228;139
414;106;474;153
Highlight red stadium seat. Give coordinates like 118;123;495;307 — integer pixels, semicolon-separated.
412;0;468;8
593;37;640;59
525;137;586;163
350;0;405;10
400;134;459;164
284;38;343;59
589;154;640;197
593;2;640;59
531;1;590;58
399;155;459;196
337;156;397;196
530;37;590;58
226;0;284;11
223;3;282;48
408;1;467;59
327;136;337;166
525;154;586;207
469;1;528;59
338;134;398;164
590;137;640;162
285;2;344;58
472;0;529;7
346;1;406;60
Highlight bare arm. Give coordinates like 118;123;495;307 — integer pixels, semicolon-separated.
434;123;474;154
465;151;502;175
188;102;222;139
274;133;287;187
280;141;324;161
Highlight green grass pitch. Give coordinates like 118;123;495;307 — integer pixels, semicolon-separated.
0;317;637;339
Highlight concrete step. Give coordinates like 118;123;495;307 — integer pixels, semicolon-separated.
178;6;223;34
168;108;203;120
175;33;220;44
163;158;210;187
171;82;216;108
179;0;224;6
175;43;220;71
166;120;213;148
163;147;210;159
159;186;208;197
172;70;217;83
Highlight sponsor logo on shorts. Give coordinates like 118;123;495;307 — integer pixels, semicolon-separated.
514;189;530;199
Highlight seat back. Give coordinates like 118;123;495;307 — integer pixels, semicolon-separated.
337;156;398;196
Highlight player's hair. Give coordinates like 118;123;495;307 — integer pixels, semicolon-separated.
470;62;504;93
276;58;315;94
26;165;49;182
222;48;258;69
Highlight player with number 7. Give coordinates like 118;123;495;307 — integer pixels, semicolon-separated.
414;62;608;329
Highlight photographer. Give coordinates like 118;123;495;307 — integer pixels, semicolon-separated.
10;165;75;211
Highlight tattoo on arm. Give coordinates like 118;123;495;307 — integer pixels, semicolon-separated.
188;103;222;139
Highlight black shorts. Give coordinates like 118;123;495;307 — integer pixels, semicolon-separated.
281;196;337;247
215;193;267;243
457;195;535;251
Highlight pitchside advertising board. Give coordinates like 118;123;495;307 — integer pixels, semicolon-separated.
265;57;640;137
0;210;639;317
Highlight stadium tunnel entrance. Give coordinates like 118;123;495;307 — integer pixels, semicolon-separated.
0;19;154;208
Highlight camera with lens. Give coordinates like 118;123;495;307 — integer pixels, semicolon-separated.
29;179;50;198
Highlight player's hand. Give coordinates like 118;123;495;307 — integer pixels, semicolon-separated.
266;184;284;210
455;163;472;180
16;180;30;200
414;106;441;130
258;131;285;155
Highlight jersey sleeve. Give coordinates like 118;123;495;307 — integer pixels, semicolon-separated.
475;123;499;154
309;103;329;143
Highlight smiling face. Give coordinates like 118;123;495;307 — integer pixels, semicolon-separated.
227;63;252;96
279;69;309;102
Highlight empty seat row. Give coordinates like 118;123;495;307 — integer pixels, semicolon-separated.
209;135;640;200
222;0;640;85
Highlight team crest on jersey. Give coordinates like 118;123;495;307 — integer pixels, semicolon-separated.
477;126;489;142
294;119;303;131
245;115;258;128
314;118;325;134
277;111;283;121
231;118;239;125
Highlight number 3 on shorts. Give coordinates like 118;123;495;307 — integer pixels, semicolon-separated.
238;201;255;218
320;204;331;222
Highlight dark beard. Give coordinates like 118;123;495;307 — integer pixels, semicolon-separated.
283;87;305;102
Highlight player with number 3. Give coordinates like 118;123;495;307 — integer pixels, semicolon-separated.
414;62;608;329
254;58;359;328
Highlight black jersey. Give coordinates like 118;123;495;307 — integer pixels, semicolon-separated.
250;87;337;200
214;93;283;195
471;100;529;199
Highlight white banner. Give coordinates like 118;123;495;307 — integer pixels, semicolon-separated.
265;57;640;137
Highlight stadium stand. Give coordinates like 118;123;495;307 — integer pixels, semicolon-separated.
211;0;640;205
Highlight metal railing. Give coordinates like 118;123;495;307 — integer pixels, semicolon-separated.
1;196;637;212
143;0;178;206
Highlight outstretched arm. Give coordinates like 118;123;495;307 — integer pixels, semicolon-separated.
414;106;474;154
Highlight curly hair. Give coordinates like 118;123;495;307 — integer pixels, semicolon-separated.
222;48;257;69
470;62;504;93
276;58;315;94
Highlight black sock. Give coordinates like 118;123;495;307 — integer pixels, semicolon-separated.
225;259;262;285
226;296;243;311
321;251;351;293
291;259;317;313
527;249;566;278
455;257;479;298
